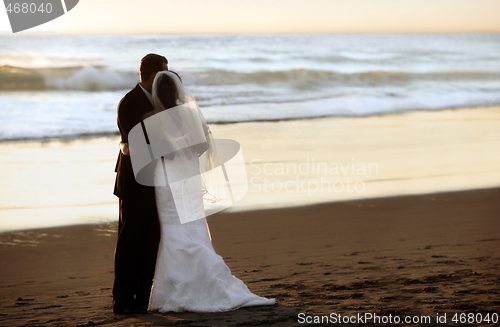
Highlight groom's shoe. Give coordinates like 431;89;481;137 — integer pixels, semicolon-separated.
113;300;148;315
135;295;150;310
113;304;148;315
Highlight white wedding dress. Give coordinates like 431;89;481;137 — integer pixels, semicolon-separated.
130;70;274;312
148;147;275;312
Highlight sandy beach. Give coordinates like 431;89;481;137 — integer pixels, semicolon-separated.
0;106;499;326
1;106;499;232
0;187;499;326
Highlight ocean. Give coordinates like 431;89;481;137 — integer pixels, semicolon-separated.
1;33;500;141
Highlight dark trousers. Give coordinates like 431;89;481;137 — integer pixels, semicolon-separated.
112;194;160;308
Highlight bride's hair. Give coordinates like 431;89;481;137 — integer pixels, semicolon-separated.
156;73;179;109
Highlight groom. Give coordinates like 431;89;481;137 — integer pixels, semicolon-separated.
112;53;168;314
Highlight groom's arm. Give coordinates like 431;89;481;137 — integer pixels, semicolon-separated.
117;96;143;144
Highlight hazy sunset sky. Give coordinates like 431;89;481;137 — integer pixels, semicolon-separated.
1;0;500;34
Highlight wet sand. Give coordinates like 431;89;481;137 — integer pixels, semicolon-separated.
1;106;500;232
0;187;499;326
0;106;499;325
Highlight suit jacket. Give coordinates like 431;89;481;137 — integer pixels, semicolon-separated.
114;84;155;200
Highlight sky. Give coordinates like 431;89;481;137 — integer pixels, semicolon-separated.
1;0;500;34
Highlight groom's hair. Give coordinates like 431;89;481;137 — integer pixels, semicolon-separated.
140;53;168;82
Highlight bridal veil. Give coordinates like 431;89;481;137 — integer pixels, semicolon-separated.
128;70;245;223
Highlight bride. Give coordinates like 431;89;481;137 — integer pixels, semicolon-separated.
144;70;275;312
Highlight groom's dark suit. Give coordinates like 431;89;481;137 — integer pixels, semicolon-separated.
113;84;161;311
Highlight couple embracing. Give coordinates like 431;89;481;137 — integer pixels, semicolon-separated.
112;53;274;314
